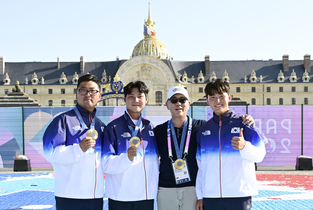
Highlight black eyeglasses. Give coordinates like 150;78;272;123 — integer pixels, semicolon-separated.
169;97;188;104
78;89;100;96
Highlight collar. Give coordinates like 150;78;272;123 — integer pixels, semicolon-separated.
124;111;148;128
76;104;96;119
212;109;235;123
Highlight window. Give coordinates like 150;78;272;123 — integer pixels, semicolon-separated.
48;89;53;94
279;98;283;105
74;100;77;105
4;89;9;94
236;87;240;93
266;87;271;92
304;86;308;92
266;98;271;105
291;87;296;92
156;91;162;104
61;89;65;94
73;88;77;94
199;87;203;93
251;98;256;105
279;87;283;92
61;100;66;106
102;100;106;106
33;89;37;94
292;98;296;105
304;98;308;105
251;87;256;92
48;100;53;106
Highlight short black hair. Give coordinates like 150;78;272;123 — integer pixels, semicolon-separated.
205;78;230;98
77;74;101;91
123;81;149;97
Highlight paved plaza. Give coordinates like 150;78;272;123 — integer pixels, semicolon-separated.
0;167;312;210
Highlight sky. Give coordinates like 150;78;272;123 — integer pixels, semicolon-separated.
0;0;312;62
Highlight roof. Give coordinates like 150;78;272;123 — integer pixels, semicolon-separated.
0;59;312;85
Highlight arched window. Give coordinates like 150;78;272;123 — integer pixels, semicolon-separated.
266;98;271;105
48;100;53;106
61;100;66;106
279;98;283;105
292;98;296;105
156;91;162;104
251;98;256;105
304;98;308;105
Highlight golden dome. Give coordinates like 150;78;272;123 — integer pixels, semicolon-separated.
132;37;169;59
132;3;169;60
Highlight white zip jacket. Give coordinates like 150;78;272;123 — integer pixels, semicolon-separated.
196;110;266;199
43;105;106;199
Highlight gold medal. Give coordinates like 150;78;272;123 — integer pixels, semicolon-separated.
87;129;98;140
174;159;185;170
130;136;141;147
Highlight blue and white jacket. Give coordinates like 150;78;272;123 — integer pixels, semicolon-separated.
101;112;159;201
196;110;266;199
43;104;106;199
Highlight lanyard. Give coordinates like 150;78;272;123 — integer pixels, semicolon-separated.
167;116;192;160
124;113;142;137
74;106;95;130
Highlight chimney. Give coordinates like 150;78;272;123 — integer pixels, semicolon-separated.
80;56;85;73
57;57;60;69
205;55;210;75
304;54;311;72
0;56;4;74
282;54;289;71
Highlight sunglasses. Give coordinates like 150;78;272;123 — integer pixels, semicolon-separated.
169;97;188;104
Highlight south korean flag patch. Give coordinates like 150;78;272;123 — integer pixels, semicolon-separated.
231;127;240;133
149;130;154;136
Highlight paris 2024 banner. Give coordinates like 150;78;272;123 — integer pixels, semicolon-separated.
0;106;312;168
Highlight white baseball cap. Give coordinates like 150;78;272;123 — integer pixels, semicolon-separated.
167;86;190;101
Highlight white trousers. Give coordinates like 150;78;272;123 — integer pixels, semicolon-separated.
157;186;197;210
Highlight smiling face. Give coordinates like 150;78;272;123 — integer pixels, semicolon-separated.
206;92;232;116
124;87;148;120
76;81;101;112
166;93;190;120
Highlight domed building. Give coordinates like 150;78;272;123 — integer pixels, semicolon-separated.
0;4;312;107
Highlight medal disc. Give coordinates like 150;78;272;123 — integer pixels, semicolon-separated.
174;159;185;170
87;129;98;140
130;136;141;147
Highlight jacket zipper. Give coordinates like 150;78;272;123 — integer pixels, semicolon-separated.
94;151;97;198
128;121;148;200
140;131;148;200
219;116;222;198
90;113;97;199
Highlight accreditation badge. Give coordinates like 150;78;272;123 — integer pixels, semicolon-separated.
87;129;98;140
129;136;141;147
171;159;191;185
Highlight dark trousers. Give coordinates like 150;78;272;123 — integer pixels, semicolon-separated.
203;196;252;210
108;198;154;210
55;196;103;210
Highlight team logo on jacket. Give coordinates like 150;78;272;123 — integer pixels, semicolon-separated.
202;130;211;135
72;125;81;131
149;130;154;136
121;132;131;138
231;127;240;133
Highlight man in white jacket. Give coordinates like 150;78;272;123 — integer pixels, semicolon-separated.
196;79;266;210
43;74;106;210
101;81;159;210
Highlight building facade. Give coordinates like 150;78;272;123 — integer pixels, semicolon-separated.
0;6;312;107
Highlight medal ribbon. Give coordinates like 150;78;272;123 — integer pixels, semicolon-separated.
167;116;192;160
124;113;142;137
74;106;95;130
